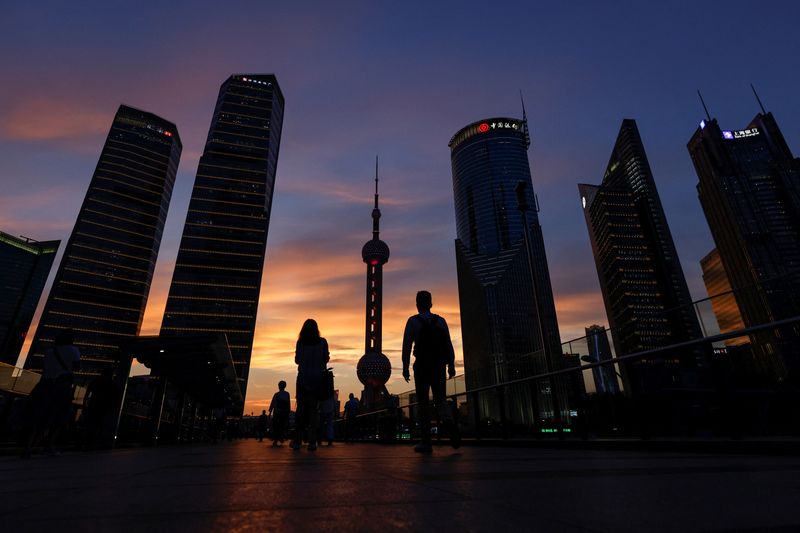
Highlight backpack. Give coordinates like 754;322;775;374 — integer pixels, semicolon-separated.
413;314;449;364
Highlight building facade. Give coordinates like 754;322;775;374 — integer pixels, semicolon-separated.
449;117;566;424
700;248;747;346
0;232;59;365
579;119;703;394
585;325;620;395
160;75;284;405
26;105;181;381
688;110;800;380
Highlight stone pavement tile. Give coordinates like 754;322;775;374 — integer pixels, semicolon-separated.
6;499;592;533
3;441;800;532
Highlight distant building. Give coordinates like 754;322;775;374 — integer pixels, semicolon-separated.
700;248;747;346
25;105;181;382
579;119;703;394
688;108;800;380
585;325;620;395
0;232;59;365
160;75;285;407
449;115;567;424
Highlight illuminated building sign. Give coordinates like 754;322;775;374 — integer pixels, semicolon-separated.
241;76;271;86
581;196;586;209
146;124;173;137
723;128;759;140
449;118;524;149
481;121;519;132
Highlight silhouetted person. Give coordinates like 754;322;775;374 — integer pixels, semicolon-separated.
343;393;359;442
402;290;460;453
269;380;290;446
257;410;268;442
22;328;81;458
291;319;330;451
81;365;120;450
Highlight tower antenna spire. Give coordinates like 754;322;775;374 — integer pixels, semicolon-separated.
751;83;767;114
520;90;531;148
374;155;379;208
697;89;712;122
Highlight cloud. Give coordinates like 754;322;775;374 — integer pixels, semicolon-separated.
1;98;110;142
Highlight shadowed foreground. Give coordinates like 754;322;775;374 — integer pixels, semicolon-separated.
1;441;799;532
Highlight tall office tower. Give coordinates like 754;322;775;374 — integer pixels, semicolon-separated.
585;325;619;395
688;104;800;380
700;248;746;346
0;232;59;365
26;105;181;381
579;119;703;394
449;115;566;423
160;75;284;404
356;161;392;409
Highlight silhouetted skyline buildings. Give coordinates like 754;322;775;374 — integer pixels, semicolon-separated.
689;108;800;380
0;232;59;365
449;116;565;419
159;74;285;405
579;119;703;393
25;105;181;381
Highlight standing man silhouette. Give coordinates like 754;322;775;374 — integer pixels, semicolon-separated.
402;290;460;453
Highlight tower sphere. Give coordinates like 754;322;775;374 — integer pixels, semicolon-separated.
357;351;392;386
361;239;390;263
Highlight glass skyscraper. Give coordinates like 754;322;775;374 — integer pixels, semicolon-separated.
449;117;566;424
579;119;703;394
160;74;284;405
26;105;181;381
688;109;800;380
0;232;59;365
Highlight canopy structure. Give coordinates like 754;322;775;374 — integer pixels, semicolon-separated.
124;334;242;409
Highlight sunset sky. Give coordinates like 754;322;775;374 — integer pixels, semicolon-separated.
2;2;799;413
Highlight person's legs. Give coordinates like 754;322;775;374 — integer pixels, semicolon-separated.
430;364;460;448
292;391;307;449
307;395;320;450
413;361;433;452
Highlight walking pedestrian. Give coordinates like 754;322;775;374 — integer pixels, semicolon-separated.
401;290;461;453
291;319;330;451
268;381;290;446
343;393;359;442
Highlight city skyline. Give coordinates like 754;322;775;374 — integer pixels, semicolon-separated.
2;2;799;413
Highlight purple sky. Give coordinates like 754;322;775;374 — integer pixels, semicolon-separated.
2;2;799;412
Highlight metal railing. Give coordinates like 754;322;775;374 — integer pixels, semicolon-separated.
347;313;800;442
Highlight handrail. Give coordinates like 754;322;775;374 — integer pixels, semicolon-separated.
355;313;800;418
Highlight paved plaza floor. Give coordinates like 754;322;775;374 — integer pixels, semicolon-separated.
1;440;799;532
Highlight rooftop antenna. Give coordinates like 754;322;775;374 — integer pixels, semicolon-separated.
372;155;381;239
751;83;767;115
520;90;531;148
697;90;712;122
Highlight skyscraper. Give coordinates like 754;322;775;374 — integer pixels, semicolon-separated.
688;104;800;380
700;248;747;346
449;115;565;424
0;232;59;365
160;75;284;404
356;160;392;409
584;325;619;395
579;119;703;393
26;105;181;380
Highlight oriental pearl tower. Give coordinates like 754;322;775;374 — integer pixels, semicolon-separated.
356;158;392;410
